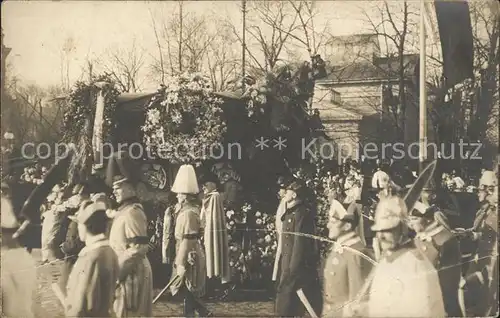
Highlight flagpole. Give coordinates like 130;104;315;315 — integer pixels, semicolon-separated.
419;0;427;173
241;0;247;91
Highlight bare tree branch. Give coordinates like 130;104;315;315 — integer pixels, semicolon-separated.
100;39;146;93
149;8;165;84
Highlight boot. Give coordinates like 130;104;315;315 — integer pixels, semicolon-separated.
183;296;196;318
189;290;213;317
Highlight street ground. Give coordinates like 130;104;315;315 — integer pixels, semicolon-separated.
30;249;275;317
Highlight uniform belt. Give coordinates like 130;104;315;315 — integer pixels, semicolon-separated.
183;233;200;240
126;236;149;245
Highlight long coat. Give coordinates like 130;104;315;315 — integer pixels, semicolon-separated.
201;191;230;283
358;241;445;317
414;221;462;317
170;201;206;297
347;201;375;248
275;201;322;317
65;235;119;317
109;199;153;317
321;234;373;317
462;201;498;316
473;202;497;280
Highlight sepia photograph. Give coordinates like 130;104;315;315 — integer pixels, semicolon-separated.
1;0;498;317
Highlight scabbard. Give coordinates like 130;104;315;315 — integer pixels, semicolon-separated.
272;235;282;281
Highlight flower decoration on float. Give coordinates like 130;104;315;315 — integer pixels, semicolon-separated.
62;74;120;143
20;164;48;185
142;72;226;164
225;205;246;281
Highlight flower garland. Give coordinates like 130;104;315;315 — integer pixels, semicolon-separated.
62;74;120;143
243;84;268;119
224;201;279;283
142;73;226;164
248;208;278;280
225;204;249;282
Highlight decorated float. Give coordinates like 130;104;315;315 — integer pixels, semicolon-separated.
13;57;345;288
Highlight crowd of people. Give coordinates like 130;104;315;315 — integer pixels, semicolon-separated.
270;160;498;317
1;153;498;317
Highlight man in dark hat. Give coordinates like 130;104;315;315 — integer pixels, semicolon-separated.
275;179;322;317
106;150;153;317
408;187;462;317
272;175;292;282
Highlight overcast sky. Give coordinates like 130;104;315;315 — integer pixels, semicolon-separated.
2;1;425;90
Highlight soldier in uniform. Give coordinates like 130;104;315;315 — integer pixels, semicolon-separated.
408;187;462;317
1;189;37;318
169;165;211;317
108;174;153;316
104;151;153;317
275;179;322;317
272;176;292;282
349;196;445;317
371;160;391;190
348;161;446;317
459;170;498;316
322;194;374;317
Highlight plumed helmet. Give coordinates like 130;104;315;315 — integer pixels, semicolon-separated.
479;170;497;187
171;165;200;194
371;196;408;231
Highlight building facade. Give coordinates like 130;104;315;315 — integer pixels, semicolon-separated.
313;34;427;163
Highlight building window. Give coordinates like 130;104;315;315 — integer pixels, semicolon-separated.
331;89;341;104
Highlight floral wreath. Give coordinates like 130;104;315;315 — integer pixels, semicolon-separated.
242;63;314;120
142;73;226;164
62;74;120;143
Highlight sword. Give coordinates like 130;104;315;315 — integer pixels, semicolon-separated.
51;283;66;308
296;288;319;318
152;275;181;304
372;237;381;261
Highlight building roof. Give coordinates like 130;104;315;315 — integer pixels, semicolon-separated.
319;54;419;83
327;33;380;48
